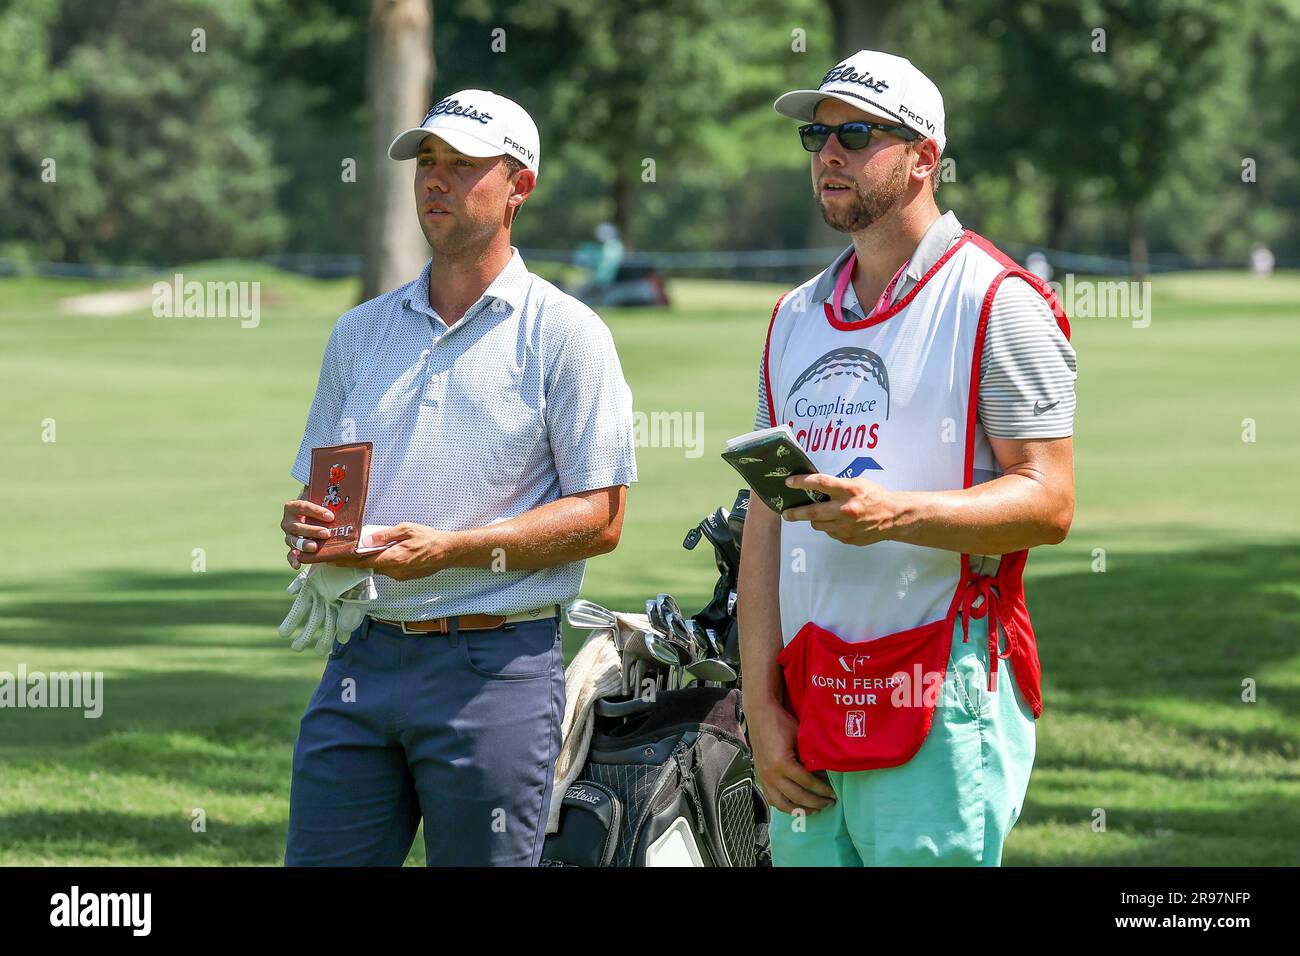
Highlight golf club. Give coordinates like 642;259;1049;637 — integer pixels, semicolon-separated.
566;599;617;630
684;658;738;686
687;619;719;659
657;594;698;664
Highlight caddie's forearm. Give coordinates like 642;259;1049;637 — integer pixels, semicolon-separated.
444;494;613;572
885;473;1073;555
738;499;786;710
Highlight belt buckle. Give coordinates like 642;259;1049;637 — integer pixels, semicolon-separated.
401;619;448;635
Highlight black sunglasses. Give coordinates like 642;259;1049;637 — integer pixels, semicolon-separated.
798;121;920;152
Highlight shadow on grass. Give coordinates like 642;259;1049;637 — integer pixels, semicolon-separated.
1027;540;1300;726
1008;780;1300;866
0;569;299;649
0;541;1296;864
0;809;286;865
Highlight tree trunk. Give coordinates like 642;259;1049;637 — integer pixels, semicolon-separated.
825;0;908;59
1046;180;1069;252
1126;202;1148;280
361;0;434;302
807;0;909;249
612;161;634;247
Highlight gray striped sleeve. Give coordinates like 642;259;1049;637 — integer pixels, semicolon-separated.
755;352;771;429
978;278;1077;439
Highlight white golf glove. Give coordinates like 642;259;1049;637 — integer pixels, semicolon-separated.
279;564;378;655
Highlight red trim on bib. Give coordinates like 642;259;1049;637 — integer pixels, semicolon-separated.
964;231;1020;269
775;231;1068;761
823;233;971;331
948;243;1073;719
828;252;907;327
966;232;1072;340
762;293;788;427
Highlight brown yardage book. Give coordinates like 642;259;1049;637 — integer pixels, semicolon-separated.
305;442;379;560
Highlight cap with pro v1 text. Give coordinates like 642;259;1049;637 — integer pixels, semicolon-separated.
388;89;540;174
774;50;946;153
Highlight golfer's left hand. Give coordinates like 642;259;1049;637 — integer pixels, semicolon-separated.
306;522;460;581
780;473;898;546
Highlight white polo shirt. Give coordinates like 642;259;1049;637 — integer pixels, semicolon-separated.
292;249;638;620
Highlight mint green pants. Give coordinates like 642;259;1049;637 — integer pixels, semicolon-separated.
769;616;1036;866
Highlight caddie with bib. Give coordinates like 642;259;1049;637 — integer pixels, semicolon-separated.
739;51;1078;867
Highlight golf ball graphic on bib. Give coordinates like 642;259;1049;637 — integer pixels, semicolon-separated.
784;346;889;476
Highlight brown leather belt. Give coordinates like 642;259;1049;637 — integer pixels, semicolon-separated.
370;606;559;635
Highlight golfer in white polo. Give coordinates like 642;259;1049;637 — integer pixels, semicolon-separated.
278;91;637;866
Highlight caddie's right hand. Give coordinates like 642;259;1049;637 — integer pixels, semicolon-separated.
281;497;335;570
744;698;837;815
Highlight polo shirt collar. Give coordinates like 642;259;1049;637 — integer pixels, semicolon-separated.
480;246;528;312
812;210;965;315
402;247;528;322
905;210;964;284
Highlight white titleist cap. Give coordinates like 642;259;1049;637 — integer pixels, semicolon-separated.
774;50;946;153
388;89;540;173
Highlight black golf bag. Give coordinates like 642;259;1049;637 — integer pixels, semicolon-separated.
540;687;771;867
542;491;772;867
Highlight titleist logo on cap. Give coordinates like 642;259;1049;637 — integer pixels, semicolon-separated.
821;65;890;94
424;98;493;125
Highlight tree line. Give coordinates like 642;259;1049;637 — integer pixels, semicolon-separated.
1;0;1296;288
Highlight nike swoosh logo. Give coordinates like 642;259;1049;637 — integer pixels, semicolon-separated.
1033;400;1060;415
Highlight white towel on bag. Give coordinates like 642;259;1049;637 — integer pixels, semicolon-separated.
547;627;622;833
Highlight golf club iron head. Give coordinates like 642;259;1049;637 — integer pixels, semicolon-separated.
685;619;715;660
643;629;687;668
657;594;698;663
684;658;738;686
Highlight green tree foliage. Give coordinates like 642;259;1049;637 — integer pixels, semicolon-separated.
0;0;286;264
1;0;1296;267
921;0;1253;270
248;0;370;256
424;0;831;251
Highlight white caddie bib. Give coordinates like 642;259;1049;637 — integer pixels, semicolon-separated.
764;232;1032;644
764;230;1071;767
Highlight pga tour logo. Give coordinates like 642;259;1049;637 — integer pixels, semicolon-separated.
845;710;867;738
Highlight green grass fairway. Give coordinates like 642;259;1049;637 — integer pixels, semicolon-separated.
1;267;1298;865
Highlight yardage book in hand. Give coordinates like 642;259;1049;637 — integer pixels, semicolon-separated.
305;442;387;559
721;424;830;513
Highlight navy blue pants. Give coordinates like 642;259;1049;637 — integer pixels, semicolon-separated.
285;614;565;866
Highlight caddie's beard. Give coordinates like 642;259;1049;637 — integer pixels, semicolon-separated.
817;153;910;233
